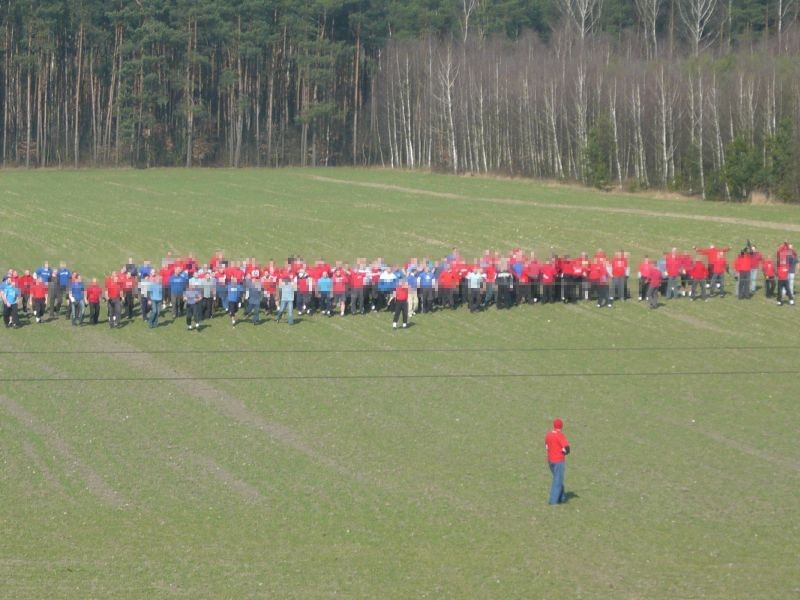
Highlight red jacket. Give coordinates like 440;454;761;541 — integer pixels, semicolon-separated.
540;264;556;284
734;255;751;274
778;263;790;280
690;261;708;280
611;258;627;278
647;265;663;287
665;254;682;278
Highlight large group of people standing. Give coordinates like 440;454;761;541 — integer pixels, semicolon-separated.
2;241;797;330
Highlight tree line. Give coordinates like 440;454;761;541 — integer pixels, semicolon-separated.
1;0;799;201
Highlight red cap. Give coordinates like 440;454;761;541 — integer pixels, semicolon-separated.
553;418;563;430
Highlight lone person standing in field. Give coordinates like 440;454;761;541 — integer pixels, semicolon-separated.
545;418;570;505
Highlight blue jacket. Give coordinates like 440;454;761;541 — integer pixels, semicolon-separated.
57;268;72;287
169;274;187;294
70;282;85;302
35;267;52;282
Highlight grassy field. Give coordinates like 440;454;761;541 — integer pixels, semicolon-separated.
1;168;799;598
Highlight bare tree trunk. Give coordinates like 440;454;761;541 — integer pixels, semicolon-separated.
25;30;32;167
609;80;623;186
439;45;459;173
74;24;83;168
352;25;361;165
2;23;10;165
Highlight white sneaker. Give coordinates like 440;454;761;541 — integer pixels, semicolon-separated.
790;300;795;305
392;322;397;328
402;323;407;328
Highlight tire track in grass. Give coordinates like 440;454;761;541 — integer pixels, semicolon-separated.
659;407;800;475
21;440;67;496
81;330;480;514
0;394;127;508
187;454;264;504
308;175;800;233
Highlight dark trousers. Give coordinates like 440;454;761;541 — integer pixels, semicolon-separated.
89;302;100;324
203;297;214;319
124;291;135;318
172;295;184;317
596;283;610;306
737;273;751;299
530;281;540;302
777;279;793;302
108;299;121;326
441;288;455;308
350;288;364;314
297;292;310;312
468;288;481;312
497;285;512;308
542;284;556;303
710;273;725;295
765;277;776;298
140;296;150;321
638;278;648;300
319;292;331;313
54;288;65;314
392;299;408;325
247;302;260;323
186;302;201;325
33;298;45;319
517;283;531;304
691;278;708;300
3;303;18;326
647;285;659;309
47;288;59;317
422;288;435;312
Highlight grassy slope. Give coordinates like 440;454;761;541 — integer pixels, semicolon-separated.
0;168;798;598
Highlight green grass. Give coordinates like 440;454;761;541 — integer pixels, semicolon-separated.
1;167;799;598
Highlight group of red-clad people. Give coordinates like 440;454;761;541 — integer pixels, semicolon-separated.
2;241;797;329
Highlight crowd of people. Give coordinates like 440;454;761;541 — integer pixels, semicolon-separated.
1;241;797;330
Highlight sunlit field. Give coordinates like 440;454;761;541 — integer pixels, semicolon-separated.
1;168;798;598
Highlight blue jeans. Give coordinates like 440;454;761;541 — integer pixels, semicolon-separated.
276;299;294;324
549;461;566;504
71;301;84;324
148;300;161;328
248;301;260;323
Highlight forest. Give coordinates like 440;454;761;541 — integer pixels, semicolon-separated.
1;0;799;201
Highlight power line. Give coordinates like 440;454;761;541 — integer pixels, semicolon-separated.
2;345;799;355
1;370;796;383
